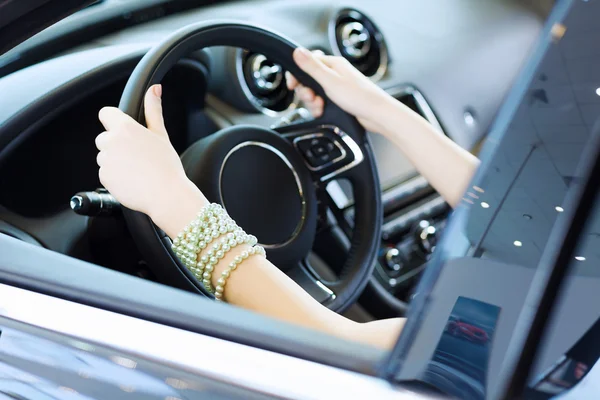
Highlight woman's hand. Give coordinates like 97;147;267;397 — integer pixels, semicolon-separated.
286;48;394;133
95;85;208;234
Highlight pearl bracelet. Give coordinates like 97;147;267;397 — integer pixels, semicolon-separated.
171;203;266;300
214;244;265;301
198;230;257;293
172;203;238;269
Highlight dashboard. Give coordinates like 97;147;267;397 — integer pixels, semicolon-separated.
0;0;549;318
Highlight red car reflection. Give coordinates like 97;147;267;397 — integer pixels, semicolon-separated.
445;319;489;344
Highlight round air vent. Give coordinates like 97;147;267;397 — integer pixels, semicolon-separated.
236;49;297;115
329;8;389;81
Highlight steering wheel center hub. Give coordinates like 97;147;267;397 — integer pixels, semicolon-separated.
220;141;305;247
179;125;318;268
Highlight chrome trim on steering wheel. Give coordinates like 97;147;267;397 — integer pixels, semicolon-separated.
288;125;364;182
292;132;347;171
320;125;364;182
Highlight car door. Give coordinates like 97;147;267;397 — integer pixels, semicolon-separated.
0;1;414;399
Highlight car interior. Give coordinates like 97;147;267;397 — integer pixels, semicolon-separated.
13;0;600;399
0;0;554;320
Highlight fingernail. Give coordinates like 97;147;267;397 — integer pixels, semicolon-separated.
296;47;311;59
153;84;162;98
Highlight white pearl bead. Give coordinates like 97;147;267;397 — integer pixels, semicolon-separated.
222;244;230;252
200;255;209;263
209;257;217;265
216;250;224;259
222;270;230;278
215;285;224;294
205;265;214;272
203;272;211;279
217;277;226;286
241;251;249;259
234;256;242;264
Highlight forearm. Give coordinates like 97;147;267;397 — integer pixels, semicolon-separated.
371;97;480;207
151;183;403;349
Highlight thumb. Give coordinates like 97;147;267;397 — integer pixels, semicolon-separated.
144;84;168;136
292;48;335;88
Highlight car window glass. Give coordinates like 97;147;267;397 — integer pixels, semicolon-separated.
391;1;600;399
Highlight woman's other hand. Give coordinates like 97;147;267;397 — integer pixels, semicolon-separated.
95;85;207;232
286;48;393;133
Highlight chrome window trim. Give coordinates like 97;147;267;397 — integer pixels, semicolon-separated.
0;284;430;399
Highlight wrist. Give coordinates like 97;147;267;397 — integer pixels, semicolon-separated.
149;176;210;239
360;91;399;135
369;93;402;136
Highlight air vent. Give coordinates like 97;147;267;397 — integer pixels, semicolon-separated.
236;49;296;115
329;8;389;82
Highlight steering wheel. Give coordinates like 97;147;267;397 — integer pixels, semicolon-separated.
118;21;382;312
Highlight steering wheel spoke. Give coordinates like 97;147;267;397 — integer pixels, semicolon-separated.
277;124;364;184
286;260;336;305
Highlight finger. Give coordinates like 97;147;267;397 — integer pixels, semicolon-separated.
144;84;168;137
98;107;134;131
313;53;349;69
95;131;110;151
292;47;336;86
306;96;325;118
297;86;316;103
285;71;298;90
98;166;107;186
96;151;107;167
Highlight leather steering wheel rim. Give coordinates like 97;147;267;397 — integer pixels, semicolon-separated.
118;20;382;313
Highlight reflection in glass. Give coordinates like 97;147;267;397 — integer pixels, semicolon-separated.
420;297;501;400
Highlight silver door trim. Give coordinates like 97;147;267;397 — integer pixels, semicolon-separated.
0;283;432;399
